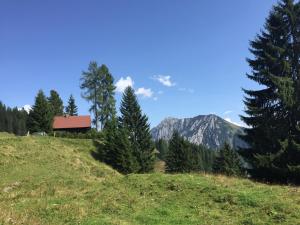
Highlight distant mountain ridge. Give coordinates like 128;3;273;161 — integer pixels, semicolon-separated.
151;114;246;150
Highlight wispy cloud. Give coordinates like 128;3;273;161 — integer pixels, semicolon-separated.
224;117;243;127
223;110;233;115
115;76;134;93
178;87;195;94
152;75;176;87
135;87;153;98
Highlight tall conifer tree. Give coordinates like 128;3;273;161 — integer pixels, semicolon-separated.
80;62;116;130
241;0;300;183
48;90;64;116
100;65;116;128
27;90;52;133
119;86;155;173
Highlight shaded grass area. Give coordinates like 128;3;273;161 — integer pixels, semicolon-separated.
0;133;300;224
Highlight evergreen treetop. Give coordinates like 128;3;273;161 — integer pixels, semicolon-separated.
65;94;78;116
48;90;64;116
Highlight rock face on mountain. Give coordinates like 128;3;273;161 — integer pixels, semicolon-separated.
151;114;246;150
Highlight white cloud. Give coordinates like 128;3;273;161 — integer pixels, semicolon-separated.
115;76;134;93
18;105;32;113
153;75;176;87
224;110;233;115
135;87;153;98
224;117;244;127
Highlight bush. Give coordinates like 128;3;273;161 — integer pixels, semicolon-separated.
50;129;103;139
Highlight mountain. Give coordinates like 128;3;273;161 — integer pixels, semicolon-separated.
151;114;247;149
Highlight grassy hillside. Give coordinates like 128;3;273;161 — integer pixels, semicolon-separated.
0;133;300;225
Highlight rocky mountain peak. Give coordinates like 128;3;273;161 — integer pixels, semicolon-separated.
151;114;246;150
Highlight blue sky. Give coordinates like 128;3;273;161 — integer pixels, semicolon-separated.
0;0;277;127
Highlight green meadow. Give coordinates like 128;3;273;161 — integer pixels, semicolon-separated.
0;133;300;225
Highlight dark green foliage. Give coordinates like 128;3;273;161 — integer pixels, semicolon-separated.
213;143;243;177
155;139;169;161
166;132;193;173
27;90;52;133
240;0;300;183
51;129;102;139
100;65;116;128
80;62;116;130
164;132;216;173
111;127;140;174
48;90;64;116
0;102;28;136
119;87;155;173
65;94;78;116
94;119;139;174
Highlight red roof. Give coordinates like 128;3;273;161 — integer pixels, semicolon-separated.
53;116;91;129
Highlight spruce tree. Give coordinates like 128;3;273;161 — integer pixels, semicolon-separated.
27;90;52;133
95;118;139;174
213;143;243;177
119;86;155;173
48;90;64;116
65;94;78;116
165;132;192;173
111;127;139;174
240;0;300;183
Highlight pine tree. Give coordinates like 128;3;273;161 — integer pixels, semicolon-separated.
27;90;52;133
119;86;155;173
48;90;64;116
65;94;78;116
80;62;116;130
165;132;193;173
240;0;300;183
213;143;243;177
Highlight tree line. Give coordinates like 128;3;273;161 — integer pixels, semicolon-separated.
155;132;243;176
156;134;216;173
0;92;79;135
27;90;78;133
0;102;28;135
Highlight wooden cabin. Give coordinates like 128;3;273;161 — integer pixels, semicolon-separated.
52;115;91;133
